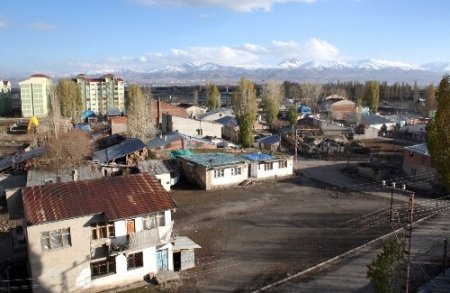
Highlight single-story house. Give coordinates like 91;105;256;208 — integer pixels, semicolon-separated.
258;134;281;152
137;160;179;191
177;153;248;190
22;174;180;292
241;153;294;179
172;236;201;272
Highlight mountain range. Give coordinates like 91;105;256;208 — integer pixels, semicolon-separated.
67;59;450;85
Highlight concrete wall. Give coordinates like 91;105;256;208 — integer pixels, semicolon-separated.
249;158;294;179
163;114;222;138
178;159;248;190
206;163;248;189
155;173;172;191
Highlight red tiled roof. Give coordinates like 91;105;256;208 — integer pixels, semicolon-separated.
22;174;176;225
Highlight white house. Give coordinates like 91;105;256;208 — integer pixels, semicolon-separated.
177;153;248;190
241;153;294;179
22;174;177;292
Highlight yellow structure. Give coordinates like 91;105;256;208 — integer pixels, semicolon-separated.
27;116;40;133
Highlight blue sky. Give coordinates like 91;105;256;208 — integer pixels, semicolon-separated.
1;0;449;76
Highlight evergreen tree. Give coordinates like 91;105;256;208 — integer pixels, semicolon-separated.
426;75;450;190
206;83;220;109
413;81;419;103
232;77;257;147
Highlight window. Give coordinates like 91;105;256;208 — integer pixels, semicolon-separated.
143;212;165;230
264;163;273;170
214;169;225;178
127;252;143;270
279;160;287;169
91;222;115;240
40;228;71;250
90;257;116;279
231;167;241;176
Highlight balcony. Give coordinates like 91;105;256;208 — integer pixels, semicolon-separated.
90;221;173;259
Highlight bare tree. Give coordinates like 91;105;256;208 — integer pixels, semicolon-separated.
31;129;92;172
300;83;323;108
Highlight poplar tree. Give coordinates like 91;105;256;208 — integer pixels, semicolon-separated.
364;81;380;114
424;84;437;115
206;83;220;109
232;77;257;147
126;85;153;141
262;81;282;127
426;75;450;190
56;78;83;120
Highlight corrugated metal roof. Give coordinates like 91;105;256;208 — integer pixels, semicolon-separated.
361;114;393;125
259;134;280;145
22;173;176;226
147;133;182;149
137;160;170;175
26;164;104;187
0;147;46;172
215;116;238;127
93;138;145;163
178;153;247;167
405;143;429;156
172;236;201;250
241;153;276;161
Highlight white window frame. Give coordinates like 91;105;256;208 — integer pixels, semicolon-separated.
214;168;225;178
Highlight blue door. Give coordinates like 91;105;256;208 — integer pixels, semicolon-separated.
156;249;168;271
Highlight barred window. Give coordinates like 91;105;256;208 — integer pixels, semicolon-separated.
127;252;144;270
91;258;116;279
40;228;71;250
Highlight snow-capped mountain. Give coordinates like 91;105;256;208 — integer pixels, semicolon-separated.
57;58;450;85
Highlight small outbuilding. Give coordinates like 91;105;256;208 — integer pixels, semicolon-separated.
172;236;201;271
241;153;294;179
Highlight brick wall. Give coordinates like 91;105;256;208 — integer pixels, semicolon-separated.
151;99;187;127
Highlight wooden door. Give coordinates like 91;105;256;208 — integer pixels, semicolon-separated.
126;220;135;235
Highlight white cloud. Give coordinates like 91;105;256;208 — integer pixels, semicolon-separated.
272;38;340;61
199;12;216;18
130;0;316;12
0;18;7;28
29;22;57;31
66;38;342;72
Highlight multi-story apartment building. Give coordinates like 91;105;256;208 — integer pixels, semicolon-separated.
76;74;125;115
0;79;11;93
22;173;177;292
19;74;53;118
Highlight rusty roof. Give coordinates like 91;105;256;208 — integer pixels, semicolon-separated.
22;173;176;226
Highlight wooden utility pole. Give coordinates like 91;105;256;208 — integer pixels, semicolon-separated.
294;128;298;162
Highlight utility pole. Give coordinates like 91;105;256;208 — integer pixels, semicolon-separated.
390;182;396;223
403;192;414;293
444;238;448;276
294;128;298;162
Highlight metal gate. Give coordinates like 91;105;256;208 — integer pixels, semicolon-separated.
156;249;168;271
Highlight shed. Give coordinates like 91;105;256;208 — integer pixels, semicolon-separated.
172;236;201;271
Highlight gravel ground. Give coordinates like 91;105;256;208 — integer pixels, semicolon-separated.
170;175;394;292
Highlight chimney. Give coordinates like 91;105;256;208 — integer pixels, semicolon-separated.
72;169;79;182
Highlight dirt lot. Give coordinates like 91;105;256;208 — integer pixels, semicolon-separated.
170;175;395;292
